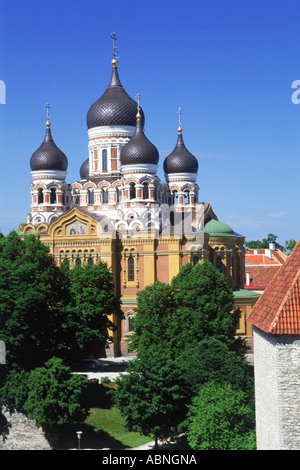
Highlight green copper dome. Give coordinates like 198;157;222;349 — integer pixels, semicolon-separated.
204;219;234;236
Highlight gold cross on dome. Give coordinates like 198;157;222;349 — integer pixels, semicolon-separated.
136;93;141;113
177;107;182;126
111;32;118;58
45;102;51;121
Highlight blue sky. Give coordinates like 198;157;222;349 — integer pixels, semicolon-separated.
0;0;299;246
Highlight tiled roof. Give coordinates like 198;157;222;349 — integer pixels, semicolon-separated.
247;241;300;334
245;249;286;288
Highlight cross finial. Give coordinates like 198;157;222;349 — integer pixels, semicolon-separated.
135;93;141;120
177;107;182;126
45;102;51;119
111;32;118;58
136;93;141;112
45;102;51;127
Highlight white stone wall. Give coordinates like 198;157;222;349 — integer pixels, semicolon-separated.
0;408;52;450
253;327;300;450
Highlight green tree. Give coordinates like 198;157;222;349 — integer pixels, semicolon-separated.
0;232;69;369
114;261;247;442
186;381;256;450
284;239;297;253
169;260;240;351
114;344;188;446
63;261;123;360
129;281;175;352
176;337;254;403
246;233;284;250
23;357;89;428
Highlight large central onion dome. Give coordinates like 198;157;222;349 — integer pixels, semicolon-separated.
120;111;159;167
163;127;198;175
30;121;68;172
86;59;145;129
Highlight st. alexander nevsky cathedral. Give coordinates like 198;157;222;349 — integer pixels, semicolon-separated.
19;34;259;356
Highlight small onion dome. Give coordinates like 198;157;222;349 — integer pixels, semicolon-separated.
30;121;68;172
204;219;234;236
86;60;145;129
120;112;159;166
80;158;89;180
163;128;198;175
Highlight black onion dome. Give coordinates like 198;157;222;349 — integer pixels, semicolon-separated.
86;64;145;129
30;124;68;172
163;130;198;174
120;117;159;166
80;158;89;180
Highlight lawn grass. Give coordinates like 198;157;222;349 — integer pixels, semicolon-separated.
81;381;152;450
85;405;152;450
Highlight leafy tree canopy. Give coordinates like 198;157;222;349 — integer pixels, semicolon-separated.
246;233;297;252
186;381;256;450
0;231;68;369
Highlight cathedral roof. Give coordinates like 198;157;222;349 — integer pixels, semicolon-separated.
204;218;234;236
163;128;198;174
120;113;159;166
30;122;68;172
86;61;145;129
247;240;300;334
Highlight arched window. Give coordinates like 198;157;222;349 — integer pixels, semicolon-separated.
75;258;82;267
192;255;199;265
184;190;190;204
216;256;223;273
172;190;178;205
74;189;80;204
143;182;149;199
88;188;94;205
102;187;108;204
116;187;121;203
129;183;136;200
37;188;43;205
50;188;56;204
102;149;108;172
88;257;94;266
128;256;135;281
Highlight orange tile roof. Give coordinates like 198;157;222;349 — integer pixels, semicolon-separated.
247;241;300;335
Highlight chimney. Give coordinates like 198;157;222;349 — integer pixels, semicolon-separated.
246;272;251;286
265;243;275;260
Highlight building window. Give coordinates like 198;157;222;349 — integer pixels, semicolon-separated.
88;188;94;205
75;258;81;267
184;190;190;204
50;188;57;204
172;190;178;205
129;183;136;200
192;255;199;265
128;256;135;281
74;189;80;204
116;187;121;203
216;256;223;273
143;182;149;199
87;257;94;266
102;149;108;172
102;187;108;204
37;188;43;204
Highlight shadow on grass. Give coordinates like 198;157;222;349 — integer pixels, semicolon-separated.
84;380;114;409
52;422;127;450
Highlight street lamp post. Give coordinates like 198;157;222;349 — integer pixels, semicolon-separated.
76;431;83;450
